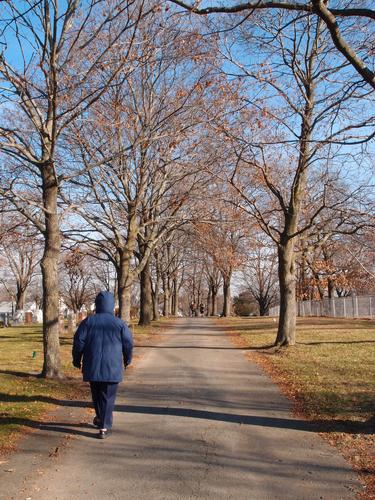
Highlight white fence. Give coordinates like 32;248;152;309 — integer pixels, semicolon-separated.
268;295;375;318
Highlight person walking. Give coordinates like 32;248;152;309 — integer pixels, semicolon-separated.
72;291;133;439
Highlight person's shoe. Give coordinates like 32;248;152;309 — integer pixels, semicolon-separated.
98;429;112;439
93;416;101;428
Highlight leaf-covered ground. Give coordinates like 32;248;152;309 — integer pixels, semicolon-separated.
220;316;375;499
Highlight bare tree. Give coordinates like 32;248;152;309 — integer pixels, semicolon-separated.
0;218;41;311
214;12;373;345
242;238;278;316
204;258;222;316
181;245;208;316
61;249;96;314
0;0;147;377
194;206;247;317
169;0;375;89
65;11;218;321
344;231;375;294
150;249;163;320
153;230;189;319
298;228;375;299
92;259;117;297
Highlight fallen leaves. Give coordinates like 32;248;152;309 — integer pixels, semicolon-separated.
222;316;375;499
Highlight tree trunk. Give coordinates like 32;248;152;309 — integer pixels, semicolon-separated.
327;278;334;299
152;253;161;321
221;274;232;317
275;240;296;346
163;292;170;317
172;277;179;316
163;290;170;317
67;312;77;334
152;295;160;321
297;256;304;300
162;274;171;317
206;287;211;317
196;289;202;316
259;297;268;316
211;287;218;316
274;48;315;345
119;284;132;321
117;252;132;322
15;286;26;311
41;173;61;378
139;258;152;326
152;278;160;321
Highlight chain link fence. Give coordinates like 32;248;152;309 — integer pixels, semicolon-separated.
268;295;375;318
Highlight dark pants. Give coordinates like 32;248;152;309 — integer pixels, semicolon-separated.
89;381;118;429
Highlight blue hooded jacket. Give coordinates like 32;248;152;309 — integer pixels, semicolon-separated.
72;291;133;382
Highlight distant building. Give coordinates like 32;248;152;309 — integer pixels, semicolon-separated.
0;302;13;326
0;301;43;325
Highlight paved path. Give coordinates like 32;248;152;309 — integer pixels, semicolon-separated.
1;318;360;499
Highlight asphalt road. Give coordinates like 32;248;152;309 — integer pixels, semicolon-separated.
1;318;361;499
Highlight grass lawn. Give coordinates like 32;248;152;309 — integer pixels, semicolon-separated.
220;316;375;499
0;320;164;454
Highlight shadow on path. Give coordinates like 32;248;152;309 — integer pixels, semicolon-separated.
2;402;373;438
134;343;276;351
135;345;252;350
114;404;374;435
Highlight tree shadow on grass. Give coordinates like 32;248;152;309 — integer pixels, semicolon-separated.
0;370;40;378
0;337;42;343
0;370;81;380
0;335;23;340
0;416;96;438
297;340;375;346
0;392;89;408
176;323;277;333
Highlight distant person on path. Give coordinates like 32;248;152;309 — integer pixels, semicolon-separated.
190;302;196;317
72;291;133;439
199;303;204;316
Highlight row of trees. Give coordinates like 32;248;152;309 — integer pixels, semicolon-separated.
0;1;373;377
1;213;373;319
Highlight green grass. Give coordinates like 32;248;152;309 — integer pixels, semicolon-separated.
222;316;375;422
0;325;82;450
221;316;375;497
0;320;164;452
129;318;168;337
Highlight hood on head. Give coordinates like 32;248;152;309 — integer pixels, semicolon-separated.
95;291;115;314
